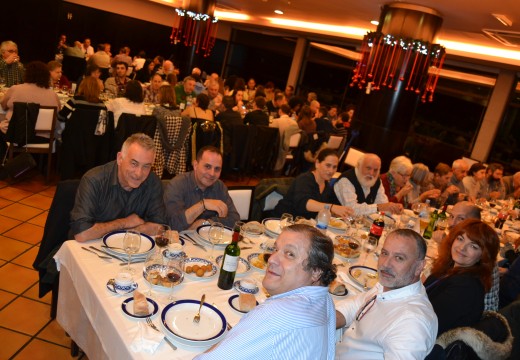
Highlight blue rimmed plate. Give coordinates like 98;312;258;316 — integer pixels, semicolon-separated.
182;257;218;280
102;230;155;259
121;296;159;318
348;265;378;291
233;280;259;294
195;225;233;248
228;294;259;314
161;300;227;347
216;255;251;276
163;249;187;260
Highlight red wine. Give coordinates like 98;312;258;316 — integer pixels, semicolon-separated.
217;223;241;290
348;242;360;250
167;272;181;283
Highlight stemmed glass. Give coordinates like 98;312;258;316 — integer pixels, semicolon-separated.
354;216;365;234
61;84;69;95
155;224;172;249
165;258;184;302
144;250;162;298
280;213;293;230
361;237;378;265
208;222;224;261
123;230;141;273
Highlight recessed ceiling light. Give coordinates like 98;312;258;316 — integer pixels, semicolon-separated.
274;10;284;15
492;14;513;27
370;20;379;26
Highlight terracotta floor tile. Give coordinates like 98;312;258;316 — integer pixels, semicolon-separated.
28;211;48;227
38;185;57;198
0;203;44;222
0;297;51;335
11;177;51;193
0;196;14;209
23;283;52;305
0;259;6;266
4;223;44;245
36;319;71;347
0;186;33;201
0;236;32;261
12;246;39;269
0;214;22;234
13;338;72;360
0;289;17;309
19;193;53;210
0;263;38;294
0;328;31;359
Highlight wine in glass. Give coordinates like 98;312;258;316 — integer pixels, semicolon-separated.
165;258;184;302
155;224;171;248
208;222;224;261
143;250;162;298
123;230;141;273
362;237;378;265
280;213;293;230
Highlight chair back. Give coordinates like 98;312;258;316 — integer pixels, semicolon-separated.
288;132;301;148
228;186;255;221
344;147;366;168
34;106;57;133
327;135;343;150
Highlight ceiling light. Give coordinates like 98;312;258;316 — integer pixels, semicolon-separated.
214;10;250;20
266;18;368;38
370;20;379;26
492;14;513;27
274;10;284;15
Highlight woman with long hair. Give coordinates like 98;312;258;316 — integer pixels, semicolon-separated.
106;80;145;126
424;218;499;336
181;93;214;122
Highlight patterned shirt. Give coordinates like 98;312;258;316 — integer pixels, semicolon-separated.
0;58;24;87
484;264;500;311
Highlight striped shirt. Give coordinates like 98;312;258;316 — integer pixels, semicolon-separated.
194;286;336;360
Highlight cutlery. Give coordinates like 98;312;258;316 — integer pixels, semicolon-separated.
81;247;112;260
101;244;125;251
180;234;207;251
240;246;253;250
107;278;116;292
89;246;125;261
226;322;233;331
145;318;177;350
363;279;368;291
193;294;206;323
119;259;145;266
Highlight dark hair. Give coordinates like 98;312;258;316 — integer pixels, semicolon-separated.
279;104;291;115
222;95;235;110
47;60;62;71
255;85;266;98
124;80;144;103
318;106;328;117
288;96;304;110
434;162;451;176
274;93;284;102
196;93;210;110
196;145;222;161
86;63;100;76
233;77;246;91
113;61;128;70
24;61;51;88
487;163;504;173
284;224;336;286
431;219;499;291
316;148;339;163
158;84;176;107
469;162;486;176
388;229;427;260
254;96;266;109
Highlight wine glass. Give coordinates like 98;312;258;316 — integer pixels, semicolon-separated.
354;216;365;233
61;84;69;95
411;202;423;216
155;224;172;249
280;213;293;230
143;250;162;298
123;230;141;273
208;222;224;260
165;258;184;302
362;237;378;265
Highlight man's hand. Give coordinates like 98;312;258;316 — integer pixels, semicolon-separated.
203;199;228;218
121;214;145;229
5;52;20;65
444;185;459;195
332;205;354;219
378;202;403;214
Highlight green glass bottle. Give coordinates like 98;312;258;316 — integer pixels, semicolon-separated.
217;222;241;290
423;210;439;239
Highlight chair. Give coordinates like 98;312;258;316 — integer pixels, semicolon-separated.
8;105;58;182
228;186;255;221
283;131;302;176
113;113;157;157
326;135;344;151
344;146;366;168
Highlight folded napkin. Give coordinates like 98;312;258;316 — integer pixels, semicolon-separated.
130;321;164;354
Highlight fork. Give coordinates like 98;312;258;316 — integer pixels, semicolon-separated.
193;294;206;323
180;234;207;251
145;318;177;350
81;247;112;260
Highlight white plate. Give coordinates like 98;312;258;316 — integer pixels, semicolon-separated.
143;264;184;289
121;296;159;318
262;218;282;236
228;294;259;314
183;257;218;280
161;300;227;346
102;230;155;259
196;225;233;248
216;255;251;276
329;285;349;297
233;280;259;294
247;253;267;272
348;265;378;290
329;218;348;231
106;279;138;295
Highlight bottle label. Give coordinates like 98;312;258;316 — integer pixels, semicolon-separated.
370;224;383;236
316;222;328;230
222;255;239;272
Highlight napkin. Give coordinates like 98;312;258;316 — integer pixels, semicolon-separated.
130;321;164;354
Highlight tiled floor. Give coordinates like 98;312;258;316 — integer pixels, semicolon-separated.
0;169;259;359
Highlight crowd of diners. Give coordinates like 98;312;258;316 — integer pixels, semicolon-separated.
2;35;520;359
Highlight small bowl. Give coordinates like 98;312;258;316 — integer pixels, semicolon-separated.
115;272;133;287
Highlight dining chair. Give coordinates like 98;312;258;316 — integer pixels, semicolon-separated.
8;105;58;183
228;186;255;221
284;131;302;176
343;146;366;168
326;135;344;151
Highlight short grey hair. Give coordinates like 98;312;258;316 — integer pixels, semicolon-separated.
121;133;155;155
452;158;468;170
389;155;413;174
1;40;17;53
387;229;427;260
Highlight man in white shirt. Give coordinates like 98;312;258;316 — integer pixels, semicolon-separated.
334;153;403;216
336;229;438;359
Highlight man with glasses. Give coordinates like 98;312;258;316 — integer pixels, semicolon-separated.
449;158;470;197
0;40;24;87
335;229;437;359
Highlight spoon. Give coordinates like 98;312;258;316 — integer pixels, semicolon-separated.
107;278;117;293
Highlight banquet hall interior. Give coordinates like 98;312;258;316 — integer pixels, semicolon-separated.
1;0;520;358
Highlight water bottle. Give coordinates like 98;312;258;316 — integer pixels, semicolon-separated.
316;204;331;233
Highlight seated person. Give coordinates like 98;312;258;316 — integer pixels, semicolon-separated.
243;96;269;126
380;155;414;208
143;73;162;104
164;146;240;230
336;229;437;358
502;171;520;199
195;225;336;359
424;219;499;337
104;61;131;97
462;162;486;203
70;133;166;241
106;80;145;127
273;148;353;220
334;153;403;216
481;162;506;200
407;163;441;205
425;162;463;206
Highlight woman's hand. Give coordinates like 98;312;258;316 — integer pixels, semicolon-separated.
331;204;354;219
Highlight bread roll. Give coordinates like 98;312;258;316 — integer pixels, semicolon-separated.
329;280;347;295
133;290;149;316
239;293;256;312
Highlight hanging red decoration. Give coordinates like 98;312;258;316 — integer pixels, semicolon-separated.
351;32;446;102
170;8;219;58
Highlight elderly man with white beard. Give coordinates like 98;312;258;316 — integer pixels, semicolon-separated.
334;153;403;216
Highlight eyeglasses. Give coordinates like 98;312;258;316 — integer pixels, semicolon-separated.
4;49;17;53
355;294;377;321
398;172;411;178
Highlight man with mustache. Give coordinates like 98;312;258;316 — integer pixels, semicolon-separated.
334;153;403;215
335;229;438;359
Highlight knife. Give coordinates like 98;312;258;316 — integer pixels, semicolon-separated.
163;335;178;350
180;234;207;252
89;246;125;261
119;258;146;266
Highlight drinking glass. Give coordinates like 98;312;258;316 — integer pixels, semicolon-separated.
123;230;141;273
280;213;293;230
155;224;171;248
362;237;378;265
61;85;69;95
208;222;224;260
354;216;365;232
165;258;184;301
411;202;423;216
144;250;163;298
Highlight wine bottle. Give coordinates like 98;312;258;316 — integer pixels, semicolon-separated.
217;222;241;290
369;211;385;246
423;210;439;239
